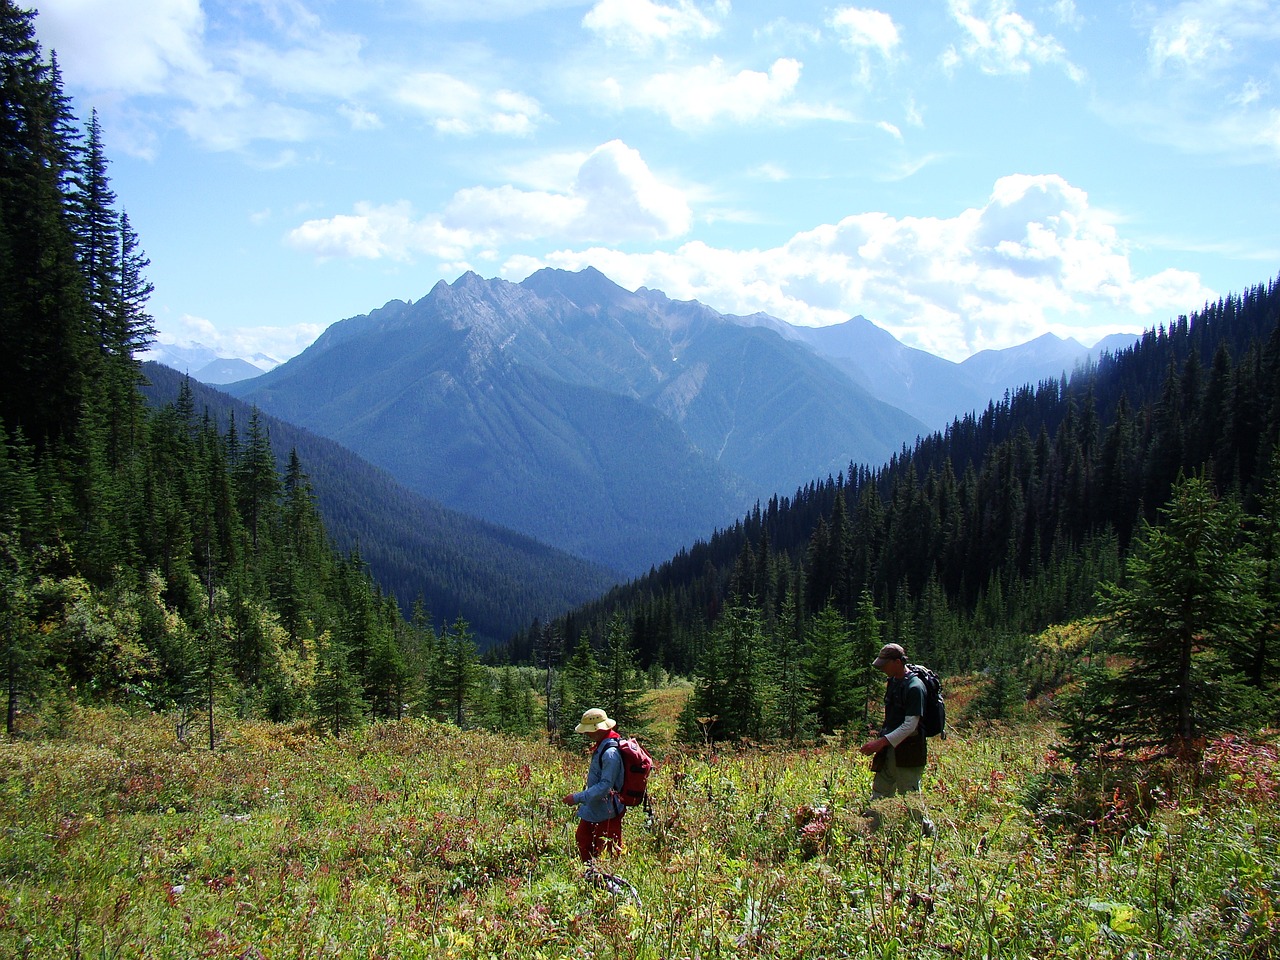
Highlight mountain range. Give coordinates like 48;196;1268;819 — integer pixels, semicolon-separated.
222;267;1133;576
225;268;920;573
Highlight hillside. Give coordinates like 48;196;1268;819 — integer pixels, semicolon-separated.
141;362;617;646
517;278;1280;685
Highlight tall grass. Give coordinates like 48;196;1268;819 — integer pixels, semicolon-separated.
0;708;1275;958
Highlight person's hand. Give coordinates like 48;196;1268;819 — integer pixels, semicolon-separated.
859;738;884;756
562;794;576;806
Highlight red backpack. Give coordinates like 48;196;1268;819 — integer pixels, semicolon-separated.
605;736;654;807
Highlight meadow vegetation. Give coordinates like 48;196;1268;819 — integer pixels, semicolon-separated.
1;699;1276;959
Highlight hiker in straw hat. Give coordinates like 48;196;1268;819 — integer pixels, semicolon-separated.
562;707;626;862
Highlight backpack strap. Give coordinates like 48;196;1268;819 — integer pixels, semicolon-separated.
599;737;626;812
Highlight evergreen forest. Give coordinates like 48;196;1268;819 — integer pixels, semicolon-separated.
4;0;1280;767
509;278;1280;748
0;0;532;741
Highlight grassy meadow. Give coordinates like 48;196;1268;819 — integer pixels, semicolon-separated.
1;692;1277;959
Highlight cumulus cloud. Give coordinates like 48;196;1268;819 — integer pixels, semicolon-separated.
943;0;1083;82
504;174;1210;360
287;200;475;261
583;0;726;51
286;140;691;260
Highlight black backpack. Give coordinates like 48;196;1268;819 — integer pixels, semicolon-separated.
907;664;947;738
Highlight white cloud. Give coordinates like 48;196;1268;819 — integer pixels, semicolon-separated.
830;7;901;59
1099;1;1280;161
1051;0;1083;29
286;140;692;260
831;7;902;86
397;73;544;136
150;313;326;365
623;57;850;128
568;140;693;239
287;200;475;261
583;0;725;51
176;97;319;153
38;0;545;153
749;163;791;181
1149;15;1231;75
35;0;206;94
229;33;376;100
339;103;383;130
944;0;1083;82
407;0;588;21
1147;0;1280;77
503;175;1211;360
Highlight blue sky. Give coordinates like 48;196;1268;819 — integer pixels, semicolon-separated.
34;0;1280;364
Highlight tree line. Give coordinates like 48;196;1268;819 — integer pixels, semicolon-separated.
1;0;567;741
504;278;1280;745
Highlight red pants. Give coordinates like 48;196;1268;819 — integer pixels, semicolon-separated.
575;814;623;862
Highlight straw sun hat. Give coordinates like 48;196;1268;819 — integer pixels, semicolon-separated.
573;707;617;733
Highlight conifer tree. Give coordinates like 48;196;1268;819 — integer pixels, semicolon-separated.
770;587;813;742
70;111;118;353
557;636;600;741
435;616;480;728
804;602;855;735
1;531;36;736
849;590;884;731
314;631;364;736
598;614;646;733
0;1;93;453
534;620;562;741
1092;476;1263;757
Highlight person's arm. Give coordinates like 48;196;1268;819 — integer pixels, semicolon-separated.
881;713;920;747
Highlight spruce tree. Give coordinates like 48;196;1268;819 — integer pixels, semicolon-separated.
435;616;480;728
1092;476;1263;757
557;636;600;741
598;614;646;734
0;1;93;453
314;631;364;736
804;602;855;735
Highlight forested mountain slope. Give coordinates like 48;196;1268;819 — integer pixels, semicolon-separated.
141;364;617;646
512;277;1280;692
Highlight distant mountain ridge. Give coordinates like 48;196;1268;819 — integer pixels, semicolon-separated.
228;268;928;573
141;362;617;646
143;343;280;384
779;318;1138;428
225;267;1136;574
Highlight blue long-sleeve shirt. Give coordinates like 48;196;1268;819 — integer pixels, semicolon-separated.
571;734;624;822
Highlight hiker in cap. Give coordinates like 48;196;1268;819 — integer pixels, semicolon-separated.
562;707;626;862
859;643;929;799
